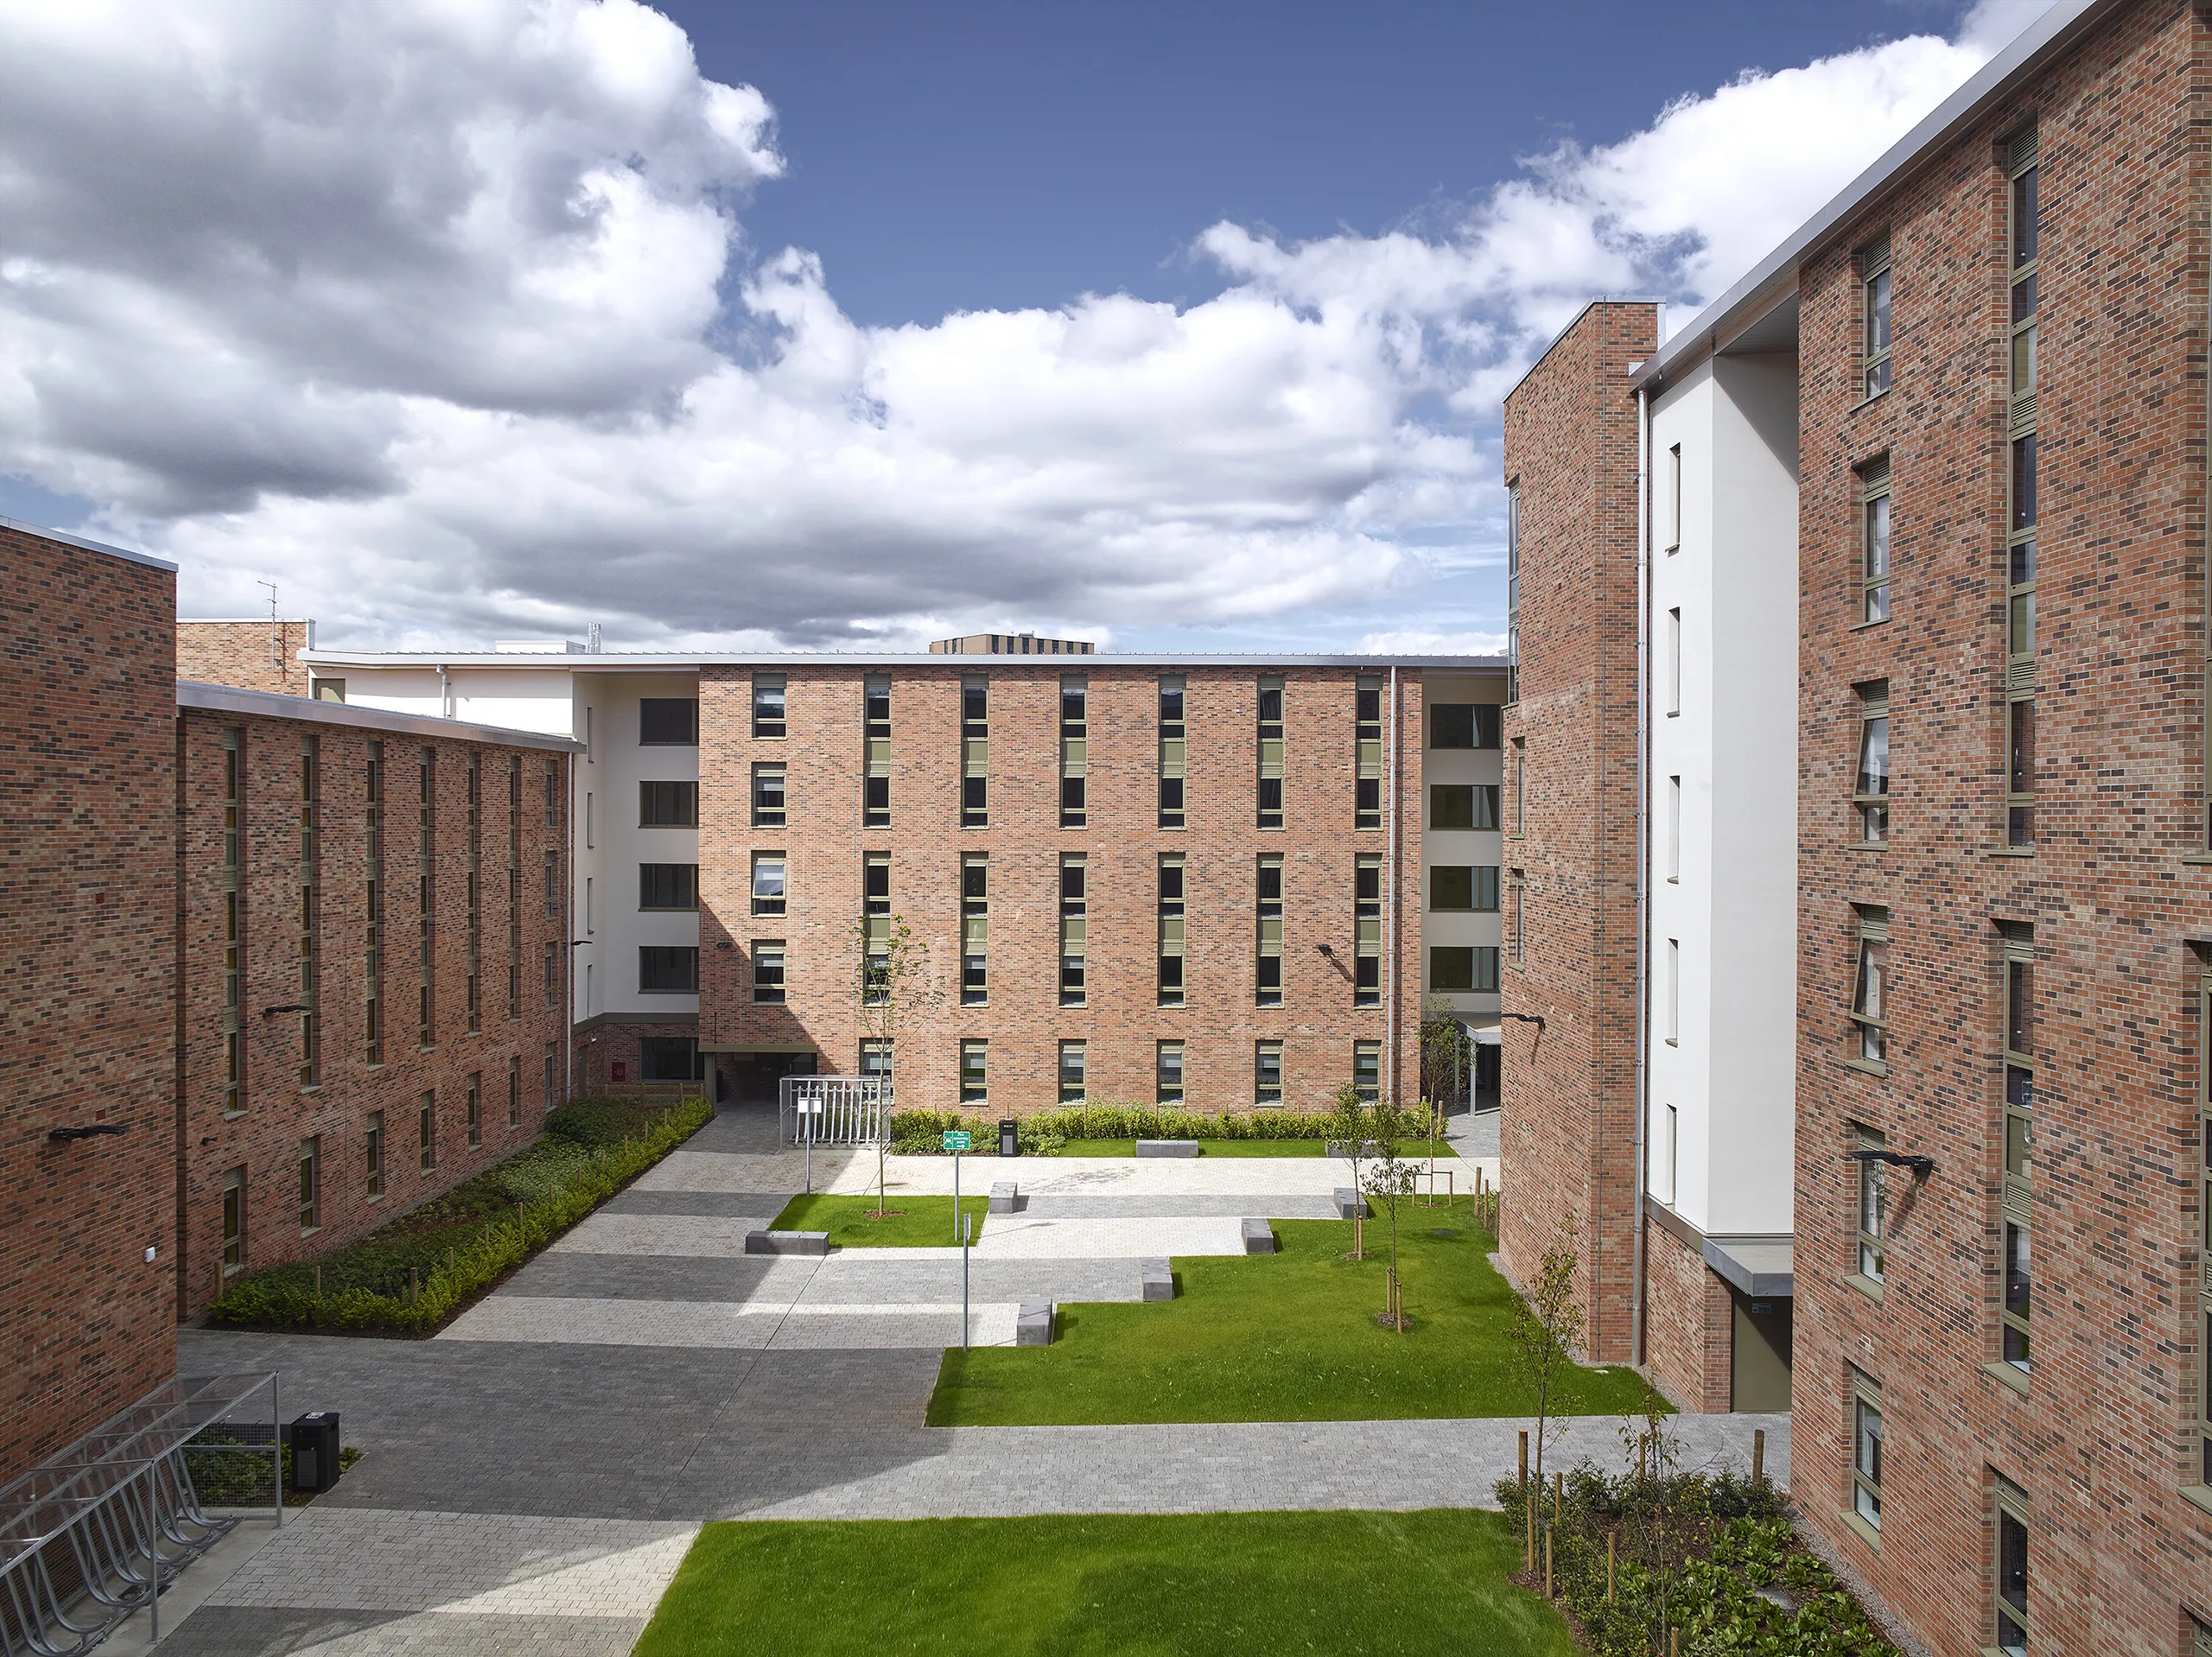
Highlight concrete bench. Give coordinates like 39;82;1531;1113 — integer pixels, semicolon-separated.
1334;1187;1370;1221
1135;1139;1201;1158
1015;1300;1054;1345
989;1181;1020;1213
1140;1258;1174;1302
1241;1218;1276;1255
744;1229;830;1256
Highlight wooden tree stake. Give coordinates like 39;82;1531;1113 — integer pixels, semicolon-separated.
1753;1426;1766;1487
1606;1530;1616;1603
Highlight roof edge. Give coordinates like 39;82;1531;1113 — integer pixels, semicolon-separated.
298;651;1511;671
1503;297;1668;409
177;680;583;752
1;514;175;574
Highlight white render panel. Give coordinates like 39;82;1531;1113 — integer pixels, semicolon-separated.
582;673;702;1017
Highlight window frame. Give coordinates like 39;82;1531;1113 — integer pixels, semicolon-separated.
752;673;786;740
863;674;891;828
1059;854;1088;1007
1058;674;1088;828
639;861;700;912
2000;924;2034;1373
1854;682;1891;844
1158;674;1187;828
1158;853;1185;1007
1155;1039;1184;1106
639;696;700;746
751;939;786;1004
1850;907;1891;1067
1353;854;1382;1006
750;852;787;917
1057;1039;1087;1105
365;1112;385;1198
959;1038;988;1104
1851;1369;1885;1537
1854;1124;1888;1287
1993;1474;2030;1655
639;944;700;995
1861;235;1893;399
961;852;988;1006
1255;854;1284;1007
961;676;988;828
1254;1039;1283;1108
1859;456;1892;625
1256;674;1286;830
639;779;699;828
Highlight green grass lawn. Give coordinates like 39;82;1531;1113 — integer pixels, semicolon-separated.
770;1191;990;1247
633;1509;1574;1657
1042;1137;1455;1158
930;1200;1650;1425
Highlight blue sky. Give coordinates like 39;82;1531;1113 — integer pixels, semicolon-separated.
0;0;2009;653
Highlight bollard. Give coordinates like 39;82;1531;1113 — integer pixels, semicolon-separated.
1753;1426;1766;1487
315;1266;322;1298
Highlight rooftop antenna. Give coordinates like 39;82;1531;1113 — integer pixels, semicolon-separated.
257;580;283;678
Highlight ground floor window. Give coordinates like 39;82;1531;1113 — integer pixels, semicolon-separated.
365;1113;384;1198
419;1091;436;1171
1255;1040;1283;1107
1993;1475;2028;1656
641;1037;707;1082
959;1040;987;1104
297;1137;320;1232
1851;1369;1883;1534
1156;1041;1183;1105
222;1166;245;1272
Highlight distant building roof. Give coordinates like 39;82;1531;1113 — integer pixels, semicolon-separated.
177;680;582;752
930;632;1096;655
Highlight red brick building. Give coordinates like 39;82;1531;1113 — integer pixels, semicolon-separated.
0;519;179;1479
177;618;316;698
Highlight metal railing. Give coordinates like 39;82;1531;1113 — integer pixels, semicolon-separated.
779;1076;889;1146
0;1372;279;1654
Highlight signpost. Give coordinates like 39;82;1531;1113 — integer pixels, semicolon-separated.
944;1129;970;1240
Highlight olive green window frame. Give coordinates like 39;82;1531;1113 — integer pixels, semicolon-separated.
1850;906;1890;1066
1861;234;1892;399
2000;923;2034;1374
1859;454;1891;625
1854;681;1890;844
1992;1472;2030;1655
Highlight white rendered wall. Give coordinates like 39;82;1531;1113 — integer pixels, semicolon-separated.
1420;671;1503;1025
579;673;701;1019
1647;353;1798;1240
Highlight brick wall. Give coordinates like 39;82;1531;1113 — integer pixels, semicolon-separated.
175;706;572;1315
1643;1220;1732;1413
0;524;177;1481
1789;3;2212;1651
178;619;313;696
696;663;1430;1114
1498;301;1656;1363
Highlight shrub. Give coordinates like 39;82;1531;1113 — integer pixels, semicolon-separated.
207;1097;710;1335
883;1103;1342;1152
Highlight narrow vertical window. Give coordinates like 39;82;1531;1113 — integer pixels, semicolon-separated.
1059;675;1088;828
1355;675;1383;828
1254;1039;1283;1108
369;740;386;1059
2010;434;2038;662
861;851;890;1004
1661;1104;1678;1205
297;1136;321;1231
1157;854;1185;1006
751;852;786;917
544;761;559;828
507;1055;521;1127
751;764;786;828
1511;737;1526;835
365;1113;385;1198
1505;479;1521;705
1665;937;1680;1044
1354;854;1382;1007
2199;963;2212;1489
959;1038;988;1104
1993;1476;2030;1656
418;747;436;1049
418;1090;436;1172
543;1041;558;1112
464;750;481;1035
466;1072;482;1149
221;1166;245;1272
752;941;785;1003
1353;1040;1381;1103
1059;854;1087;1006
961;676;989;828
1256;674;1285;829
1666;608;1682;714
1861;234;1892;397
1255;854;1284;1007
544;940;561;1006
1666;442;1682;550
2007;128;2037;849
1855;681;1891;843
961;853;988;1005
1157;676;1186;828
1854;1125;1888;1285
1852;906;1891;1064
1058;1039;1087;1104
863;674;891;828
1860;456;1891;624
1852;1370;1885;1532
1155;1040;1185;1105
1510;873;1525;963
1666;776;1681;879
2000;923;2033;1372
298;735;321;1085
543;848;559;919
2007;692;2035;848
506;755;521;1020
222;727;245;1112
753;673;786;739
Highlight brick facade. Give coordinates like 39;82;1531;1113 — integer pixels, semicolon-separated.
1788;3;2212;1650
0;523;178;1481
695;663;1430;1114
178;619;315;696
1499;302;1657;1364
1643;1219;1733;1414
175;691;575;1316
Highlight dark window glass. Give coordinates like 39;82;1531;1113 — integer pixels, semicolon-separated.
640;1037;705;1081
639;863;699;911
639;781;698;827
1433;867;1473;910
1431;785;1474;829
1431;705;1475;748
1431;947;1475;992
639;698;699;745
639;946;699;993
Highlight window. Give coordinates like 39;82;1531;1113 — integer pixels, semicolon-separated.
962;676;988;827
544;1041;558;1111
1156;1041;1185;1105
1854;1126;1888;1284
1256;674;1285;828
639;697;699;746
543;940;560;1009
543;762;559;827
1429;784;1499;830
863;851;890;915
1665;607;1682;714
419;1091;436;1172
297;736;321;1085
1657;1103;1678;1205
1430;866;1500;912
2192;1615;2212;1657
367;740;384;1063
1058;1039;1087;1104
1505;478;1521;704
2001;923;2033;1372
221;729;245;1112
1354;855;1382;1007
1510;873;1525;962
466;1073;482;1148
2200;964;2212;1489
543;848;560;920
2010;434;2038;663
1158;854;1185;1006
959;1038;988;1104
1861;235;1892;398
365;1112;385;1198
1430;947;1477;993
418;747;436;1048
1356;675;1382;828
1255;854;1283;1006
962;853;988;1005
507;1056;521;1127
751;853;786;917
753;673;786;739
1852;907;1890;1064
297;1136;321;1231
1852;1370;1884;1533
1853;682;1890;842
584;790;594;848
864;675;891;828
463;752;480;1035
505;754;520;1022
1060;675;1088;828
1860;457;1891;624
1665;937;1680;1044
751;764;786;828
642;1038;705;1082
752;941;785;1004
861;854;890;1005
1059;854;1087;1006
1666;442;1682;550
1429;704;1500;749
640;862;699;911
639;945;699;994
1353;1040;1380;1103
1511;738;1526;835
1158;676;1186;828
314;676;346;702
1665;775;1681;880
859;1038;892;1088
222;1166;245;1272
640;780;698;828
1993;1476;2030;1656
1255;1040;1283;1108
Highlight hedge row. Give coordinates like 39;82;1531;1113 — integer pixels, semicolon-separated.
206;1097;711;1334
886;1102;1411;1154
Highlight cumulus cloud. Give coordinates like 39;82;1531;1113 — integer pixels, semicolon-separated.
0;0;2012;646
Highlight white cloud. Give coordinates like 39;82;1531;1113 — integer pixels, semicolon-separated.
0;0;2016;647
1357;629;1509;657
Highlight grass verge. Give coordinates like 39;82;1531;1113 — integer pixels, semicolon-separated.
1041;1137;1454;1159
633;1509;1575;1657
769;1192;990;1247
206;1095;710;1335
929;1199;1650;1425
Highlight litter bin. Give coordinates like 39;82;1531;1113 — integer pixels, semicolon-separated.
289;1411;341;1494
999;1117;1019;1159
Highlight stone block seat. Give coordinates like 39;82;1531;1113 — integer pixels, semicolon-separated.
1334;1188;1370;1221
1135;1140;1201;1159
989;1181;1020;1213
1140;1259;1174;1301
744;1229;830;1257
1240;1219;1276;1255
1015;1300;1054;1345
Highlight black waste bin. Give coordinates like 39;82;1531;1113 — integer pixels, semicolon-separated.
999;1117;1019;1158
289;1411;341;1494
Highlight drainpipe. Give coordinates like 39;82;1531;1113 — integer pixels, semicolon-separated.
565;748;576;1108
438;663;452;721
1385;664;1401;1104
1629;381;1654;1368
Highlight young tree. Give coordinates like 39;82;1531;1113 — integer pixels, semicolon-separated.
854;911;942;1216
1418;999;1472;1111
1510;1213;1586;1508
1359;1130;1419;1330
1330;1082;1373;1258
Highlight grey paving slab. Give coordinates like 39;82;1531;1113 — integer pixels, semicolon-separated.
798;1254;1143;1305
601;1188;791;1218
1450;1108;1501;1160
497;1248;809;1303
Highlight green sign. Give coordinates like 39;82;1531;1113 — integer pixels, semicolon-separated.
942;1130;972;1152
